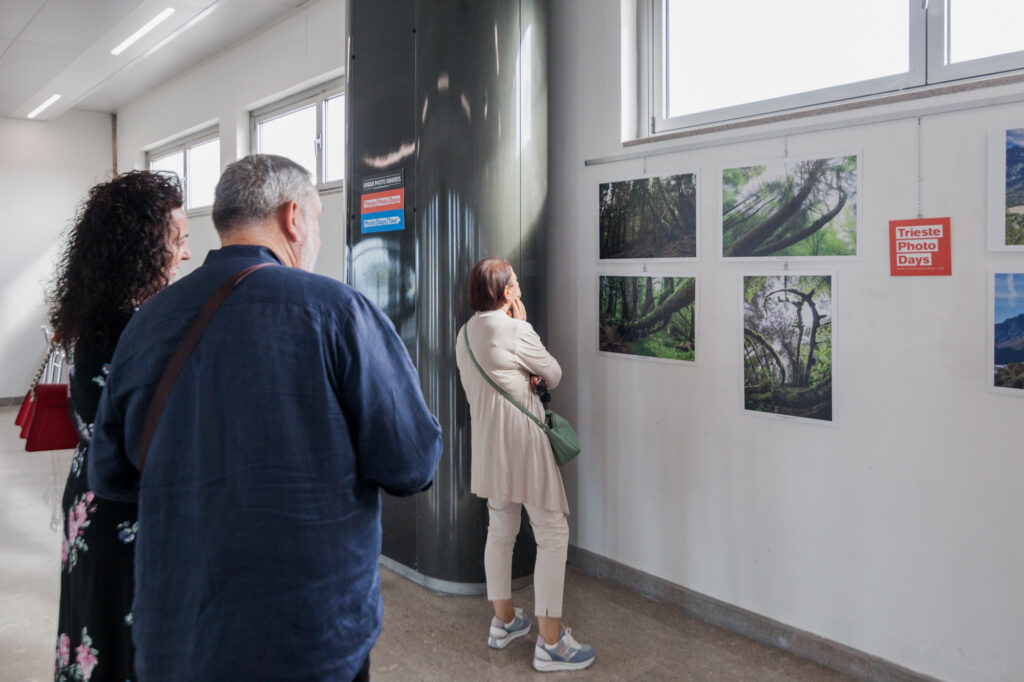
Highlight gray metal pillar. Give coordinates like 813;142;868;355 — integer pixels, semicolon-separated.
346;0;547;591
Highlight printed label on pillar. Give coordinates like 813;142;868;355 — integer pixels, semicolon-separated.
360;171;406;233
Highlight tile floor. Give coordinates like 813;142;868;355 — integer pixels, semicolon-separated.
1;405;852;681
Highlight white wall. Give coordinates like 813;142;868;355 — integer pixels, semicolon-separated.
115;0;347;283
549;2;1024;681
0;111;113;397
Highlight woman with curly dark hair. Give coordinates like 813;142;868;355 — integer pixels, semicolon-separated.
49;170;190;682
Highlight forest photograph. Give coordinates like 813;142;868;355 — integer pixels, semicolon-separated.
1005;129;1024;246
743;274;833;421
993;272;1024;391
722;155;857;258
599;173;697;259
599;275;696;362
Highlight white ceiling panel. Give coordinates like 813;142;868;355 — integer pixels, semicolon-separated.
74;45;194;112
2;0;315;120
0;0;47;41
0;39;78;90
0;87;34;117
18;0;146;50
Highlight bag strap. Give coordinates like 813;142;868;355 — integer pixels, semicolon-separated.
138;262;274;473
462;324;548;433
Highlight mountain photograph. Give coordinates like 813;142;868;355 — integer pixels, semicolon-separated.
993;272;1024;389
1005;128;1024;246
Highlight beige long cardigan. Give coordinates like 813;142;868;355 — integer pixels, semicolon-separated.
455;310;568;514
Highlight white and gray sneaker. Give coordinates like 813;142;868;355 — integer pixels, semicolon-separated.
488;607;532;649
532;627;596;672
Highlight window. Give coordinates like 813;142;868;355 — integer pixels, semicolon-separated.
252;80;345;189
147;129;220;211
647;0;1024;134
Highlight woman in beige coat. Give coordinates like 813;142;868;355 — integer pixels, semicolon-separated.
455;257;595;672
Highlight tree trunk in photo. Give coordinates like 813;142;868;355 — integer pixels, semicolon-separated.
619;277;630;320
616;279;695;340
629;277;639;321
744;327;786;383
642;277;654;315
725;159;829;257
660;276;675;303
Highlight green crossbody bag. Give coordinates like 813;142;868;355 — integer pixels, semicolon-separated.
463;325;581;466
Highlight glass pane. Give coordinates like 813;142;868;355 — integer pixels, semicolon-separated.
149;150;184;185
947;0;1024;64
256;104;317;181
324;94;345;183
186;138;220;209
665;0;909;119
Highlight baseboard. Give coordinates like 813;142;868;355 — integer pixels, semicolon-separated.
0;395;25;407
567;545;940;682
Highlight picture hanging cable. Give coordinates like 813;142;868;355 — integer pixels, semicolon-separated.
917;116;923;219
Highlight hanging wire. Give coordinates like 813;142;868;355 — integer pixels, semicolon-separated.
917;116;923;219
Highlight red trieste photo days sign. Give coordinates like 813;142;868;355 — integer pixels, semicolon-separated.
889;217;951;276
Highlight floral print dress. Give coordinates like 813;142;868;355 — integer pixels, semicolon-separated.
55;332;137;682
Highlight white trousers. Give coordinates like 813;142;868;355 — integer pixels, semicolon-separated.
484;499;569;618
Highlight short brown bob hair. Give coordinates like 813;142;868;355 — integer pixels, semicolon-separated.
468;257;513;311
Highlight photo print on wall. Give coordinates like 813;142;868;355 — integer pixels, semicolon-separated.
987;127;1024;251
743;274;833;422
991;271;1024;393
599;275;696;362
599;173;697;260
722;155;858;259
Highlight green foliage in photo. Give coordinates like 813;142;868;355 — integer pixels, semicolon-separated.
599;275;696;362
743;274;833;421
723;156;857;258
600;174;697;259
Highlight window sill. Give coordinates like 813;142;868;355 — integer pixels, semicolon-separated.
604;70;1024;165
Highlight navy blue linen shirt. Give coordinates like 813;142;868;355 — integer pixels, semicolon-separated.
88;245;443;681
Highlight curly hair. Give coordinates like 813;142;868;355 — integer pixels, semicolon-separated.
49;170;183;351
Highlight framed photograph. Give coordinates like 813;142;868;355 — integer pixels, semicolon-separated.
986;127;1024;251
742;273;834;422
598;274;697;363
721;154;859;260
990;270;1024;394
599;172;698;260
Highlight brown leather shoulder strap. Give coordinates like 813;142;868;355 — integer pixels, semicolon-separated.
137;262;274;473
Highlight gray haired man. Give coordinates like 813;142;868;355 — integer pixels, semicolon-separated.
89;154;444;681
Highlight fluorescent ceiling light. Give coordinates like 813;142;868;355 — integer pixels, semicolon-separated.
111;8;176;56
27;94;61;119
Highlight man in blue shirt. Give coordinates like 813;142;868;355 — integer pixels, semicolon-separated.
89;154;443;681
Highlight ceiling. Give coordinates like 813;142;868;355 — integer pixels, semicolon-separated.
0;0;310;120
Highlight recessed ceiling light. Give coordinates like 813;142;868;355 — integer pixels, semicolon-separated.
27;94;61;119
111;8;176;56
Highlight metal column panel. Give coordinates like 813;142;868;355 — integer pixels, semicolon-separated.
347;0;546;590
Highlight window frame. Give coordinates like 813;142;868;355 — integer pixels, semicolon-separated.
647;0;1024;136
250;79;346;193
146;127;220;215
926;1;1024;83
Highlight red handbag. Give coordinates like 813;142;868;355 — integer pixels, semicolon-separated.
14;389;34;426
24;383;79;451
15;337;80;451
19;391;37;438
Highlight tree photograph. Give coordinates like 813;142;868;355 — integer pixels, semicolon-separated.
1005;129;1024;246
722;156;857;258
599;173;697;259
599;275;696;362
993;272;1024;391
743;274;833;421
